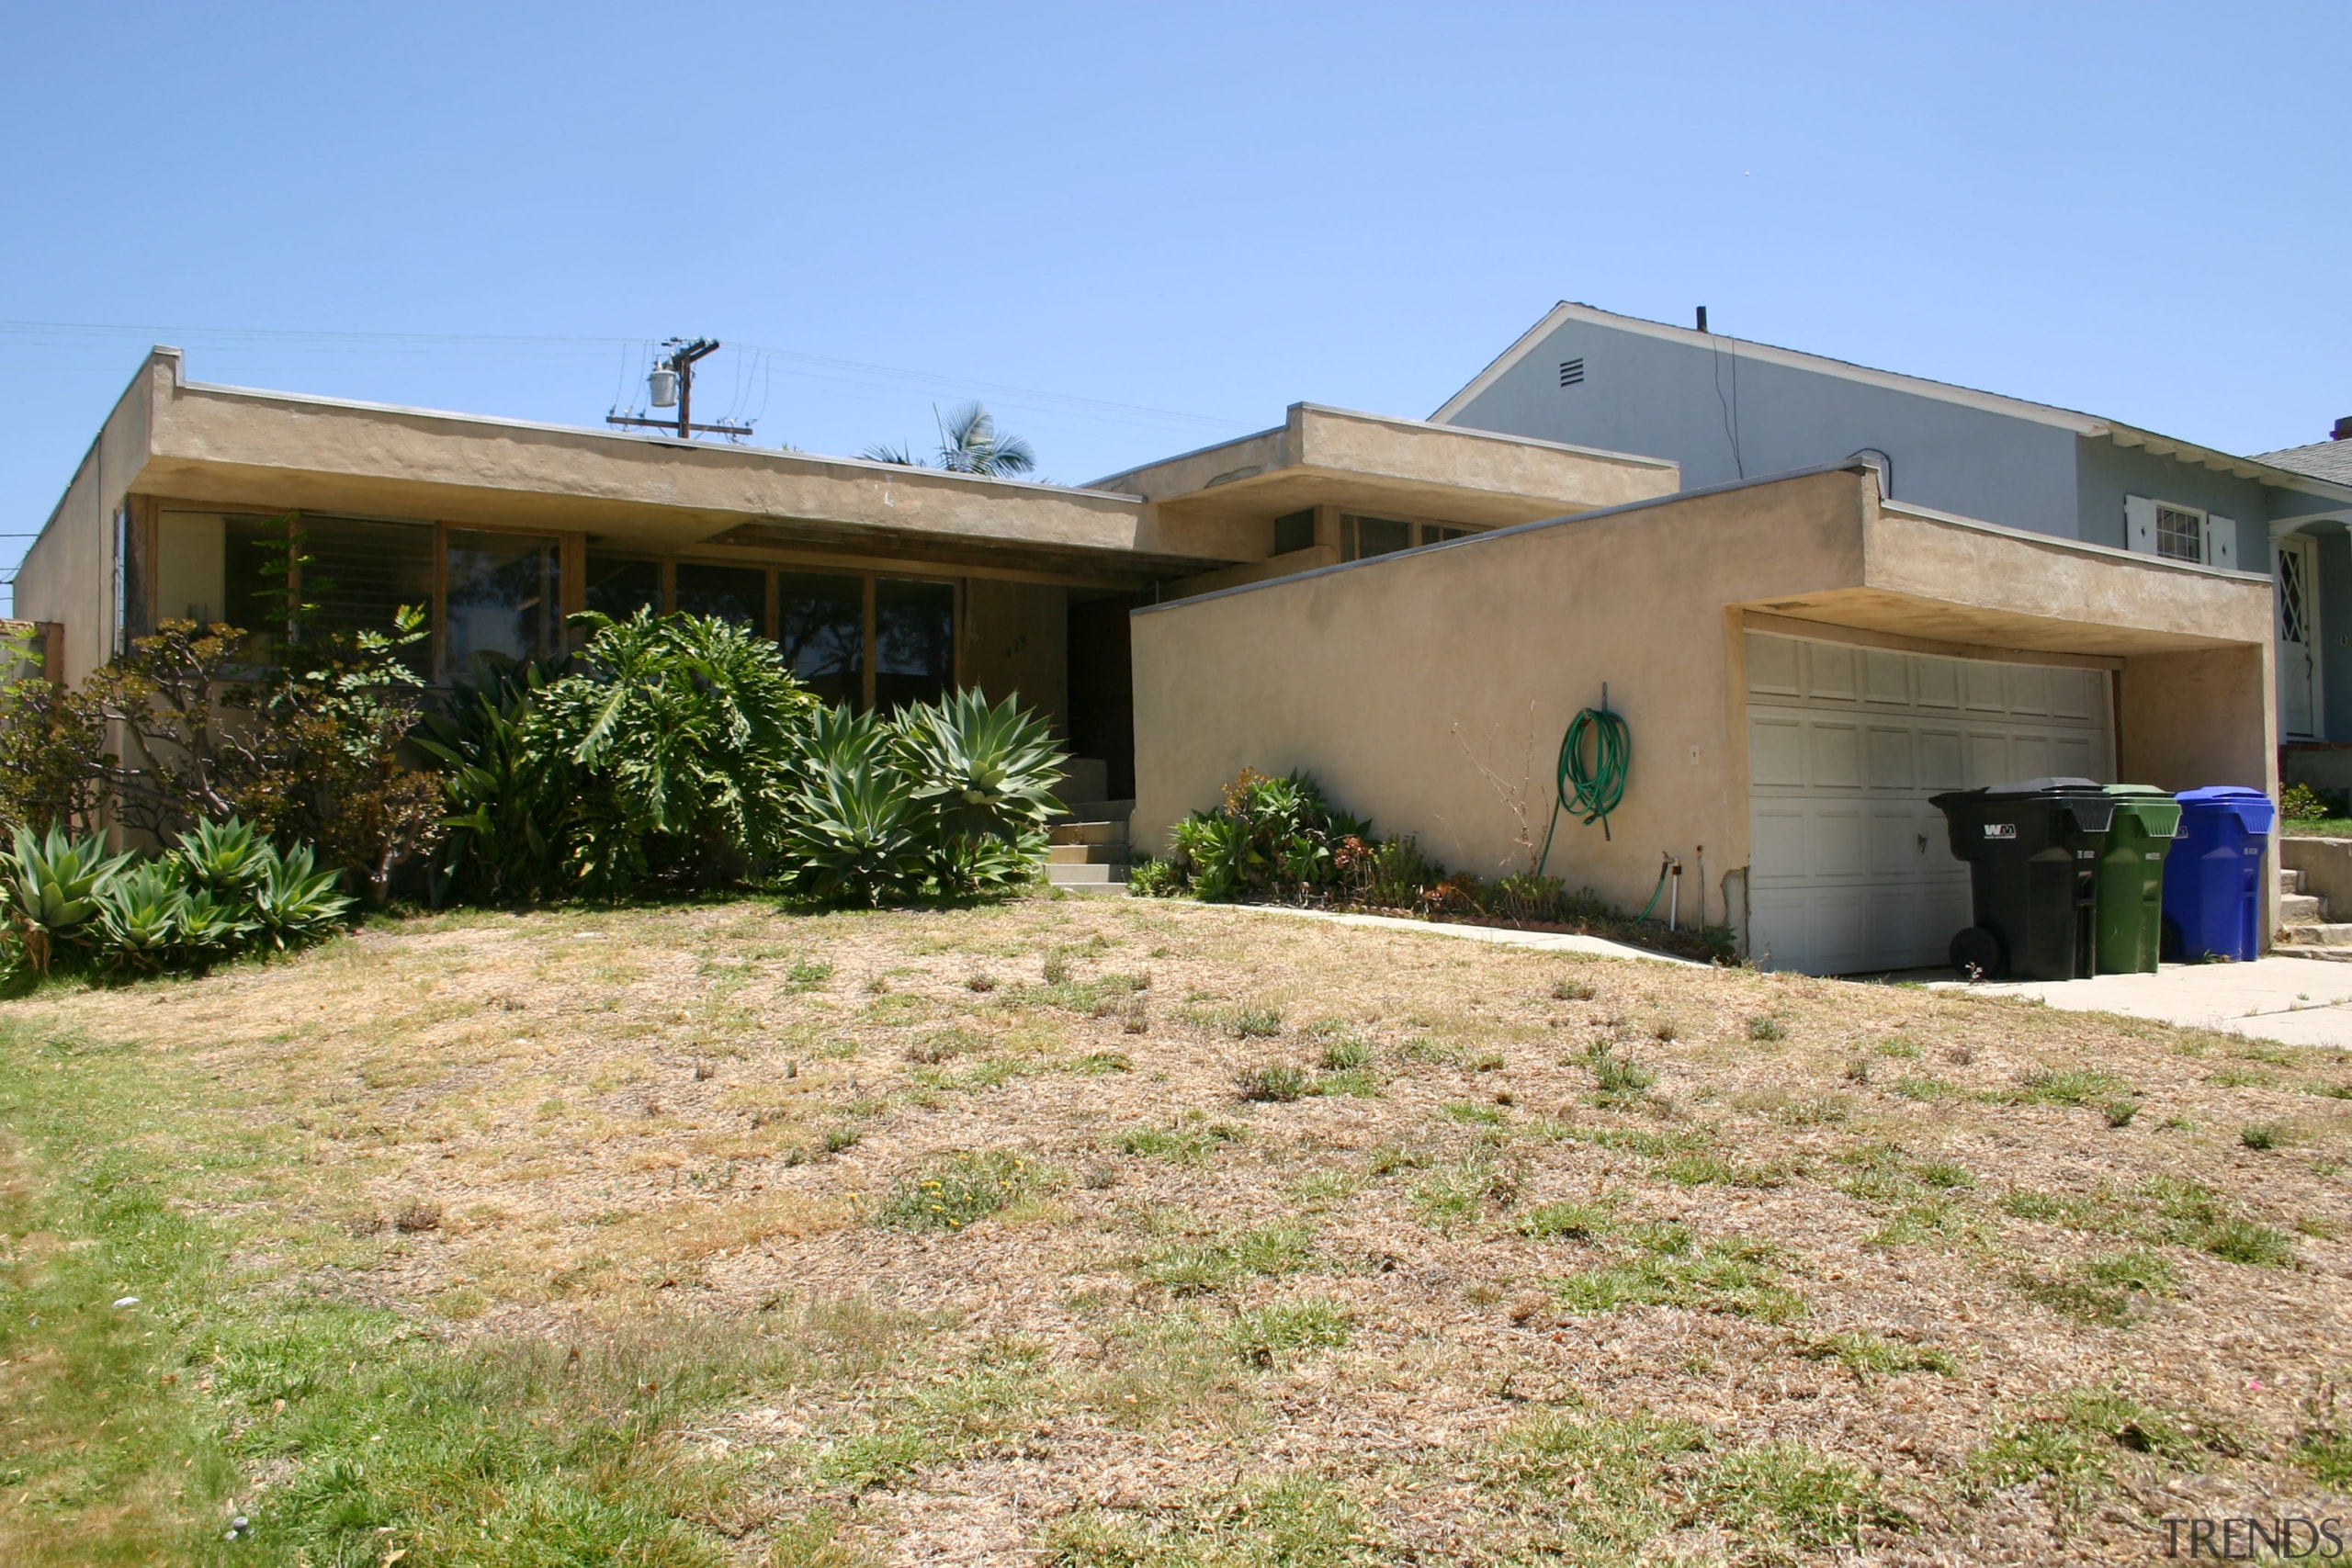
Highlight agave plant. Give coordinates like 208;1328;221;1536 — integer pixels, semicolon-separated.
2;826;133;973
175;886;258;964
893;689;1067;850
779;754;927;907
170;816;269;897
88;860;194;973
247;840;353;953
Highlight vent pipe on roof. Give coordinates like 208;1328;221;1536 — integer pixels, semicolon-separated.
1696;306;1709;334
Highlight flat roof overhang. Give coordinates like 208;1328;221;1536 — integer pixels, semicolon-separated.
123;355;1229;587
1092;402;1680;547
1736;494;2274;658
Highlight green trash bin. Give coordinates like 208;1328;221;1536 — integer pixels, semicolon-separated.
2096;784;2183;975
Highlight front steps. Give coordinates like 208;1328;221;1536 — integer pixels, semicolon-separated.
1046;800;1134;893
2276;863;2352;960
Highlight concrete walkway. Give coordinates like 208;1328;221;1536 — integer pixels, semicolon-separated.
1220;903;1703;965
1933;959;2352;1048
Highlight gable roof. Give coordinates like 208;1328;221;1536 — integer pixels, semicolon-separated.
2256;440;2352;489
1432;301;2352;502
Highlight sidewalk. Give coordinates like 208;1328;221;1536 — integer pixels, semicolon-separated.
1931;958;2352;1048
1220;903;1703;965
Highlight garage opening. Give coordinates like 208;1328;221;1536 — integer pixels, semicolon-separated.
1745;630;2115;975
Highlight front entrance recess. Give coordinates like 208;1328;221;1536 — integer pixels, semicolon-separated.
1746;631;2115;976
2277;533;2320;740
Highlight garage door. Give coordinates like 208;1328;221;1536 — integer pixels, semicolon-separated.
1746;631;2114;975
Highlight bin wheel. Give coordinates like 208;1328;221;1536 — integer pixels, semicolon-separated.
1950;926;2003;981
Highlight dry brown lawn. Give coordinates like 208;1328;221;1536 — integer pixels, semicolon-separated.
7;892;2352;1565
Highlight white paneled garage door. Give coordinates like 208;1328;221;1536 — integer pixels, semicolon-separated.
1746;631;2114;976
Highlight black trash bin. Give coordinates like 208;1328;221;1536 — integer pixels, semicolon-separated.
1930;778;2118;981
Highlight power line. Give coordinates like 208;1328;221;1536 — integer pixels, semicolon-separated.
0;318;1252;434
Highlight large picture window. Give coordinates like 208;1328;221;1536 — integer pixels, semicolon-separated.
776;572;864;708
876;579;956;710
209;512;433;670
675;562;766;629
446;529;560;674
585;553;662;619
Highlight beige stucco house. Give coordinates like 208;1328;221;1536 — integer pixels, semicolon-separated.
16;348;2278;972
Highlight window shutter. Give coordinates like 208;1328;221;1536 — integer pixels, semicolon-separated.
2206;514;2238;570
2124;495;2158;555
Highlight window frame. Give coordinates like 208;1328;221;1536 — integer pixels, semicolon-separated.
2152;500;2209;565
1339;513;1485;561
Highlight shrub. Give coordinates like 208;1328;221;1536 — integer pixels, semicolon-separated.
1146;766;1736;961
1;821;348;978
1163;770;1369;901
5;606;444;902
2283;783;2334;821
520;611;818;898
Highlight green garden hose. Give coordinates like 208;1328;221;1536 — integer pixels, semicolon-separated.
1534;704;1632;876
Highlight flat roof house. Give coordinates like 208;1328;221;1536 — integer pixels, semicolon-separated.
12;347;1676;807
16;335;2291;975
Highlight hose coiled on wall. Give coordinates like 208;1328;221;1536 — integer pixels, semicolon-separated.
1534;705;1632;877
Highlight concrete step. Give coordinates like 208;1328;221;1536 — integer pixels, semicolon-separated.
2273;944;2352;964
2280;922;2352;945
1054;798;1134;825
1046;861;1130;888
1047;842;1128;865
1051;818;1129;847
2281;893;2325;923
2281;867;2306;896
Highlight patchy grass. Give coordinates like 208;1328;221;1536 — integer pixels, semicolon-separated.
2;894;2346;1562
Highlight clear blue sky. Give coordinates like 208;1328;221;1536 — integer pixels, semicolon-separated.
5;2;2345;605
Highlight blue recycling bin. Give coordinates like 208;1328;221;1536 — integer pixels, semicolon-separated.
2161;786;2276;963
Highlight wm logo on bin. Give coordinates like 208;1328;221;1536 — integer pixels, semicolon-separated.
1982;824;2018;840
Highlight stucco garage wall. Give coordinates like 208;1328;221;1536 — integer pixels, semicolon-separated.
1130;470;1871;918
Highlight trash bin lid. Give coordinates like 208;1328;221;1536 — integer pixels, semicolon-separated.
2102;784;2171;797
1982;777;2102;795
2176;785;2277;835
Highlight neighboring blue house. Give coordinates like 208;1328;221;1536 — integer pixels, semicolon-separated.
1432;302;2352;757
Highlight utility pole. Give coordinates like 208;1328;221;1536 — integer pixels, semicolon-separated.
607;337;754;440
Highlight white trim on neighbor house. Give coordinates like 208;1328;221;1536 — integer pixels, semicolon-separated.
2275;530;2324;741
1430;303;2352;501
1430;302;2107;433
2123;495;2237;569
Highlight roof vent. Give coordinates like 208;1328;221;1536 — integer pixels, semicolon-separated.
2334;415;2351;442
1558;358;1586;389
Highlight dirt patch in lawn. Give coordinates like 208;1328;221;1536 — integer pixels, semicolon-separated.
6;894;2352;1564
